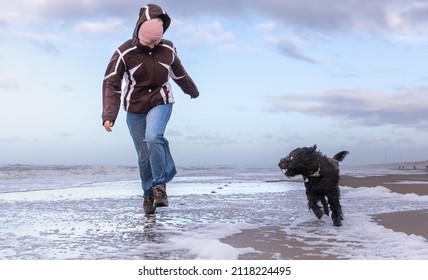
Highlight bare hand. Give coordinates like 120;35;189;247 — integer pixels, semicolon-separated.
104;121;113;132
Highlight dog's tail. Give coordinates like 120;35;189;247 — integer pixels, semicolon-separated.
333;151;349;162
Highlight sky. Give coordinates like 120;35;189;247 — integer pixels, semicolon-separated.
1;0;428;167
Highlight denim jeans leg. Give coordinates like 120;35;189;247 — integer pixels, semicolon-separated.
145;104;177;186
126;112;153;197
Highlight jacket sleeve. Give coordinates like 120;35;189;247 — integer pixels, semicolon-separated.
102;50;125;125
170;48;200;99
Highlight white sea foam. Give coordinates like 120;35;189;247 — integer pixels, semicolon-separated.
168;223;257;259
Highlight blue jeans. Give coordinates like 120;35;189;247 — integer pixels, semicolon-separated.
126;104;176;197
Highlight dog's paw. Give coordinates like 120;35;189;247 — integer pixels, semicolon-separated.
313;209;324;220
333;219;342;227
332;213;344;227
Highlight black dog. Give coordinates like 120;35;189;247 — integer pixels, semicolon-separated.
278;145;349;227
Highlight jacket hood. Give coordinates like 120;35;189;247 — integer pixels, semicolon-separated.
132;4;171;46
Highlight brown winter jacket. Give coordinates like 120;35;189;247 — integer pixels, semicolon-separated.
102;4;199;125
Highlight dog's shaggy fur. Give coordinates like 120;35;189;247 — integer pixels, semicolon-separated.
278;145;349;227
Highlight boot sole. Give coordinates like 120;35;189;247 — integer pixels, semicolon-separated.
154;200;169;207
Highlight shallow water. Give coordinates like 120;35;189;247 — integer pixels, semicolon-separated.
0;165;427;259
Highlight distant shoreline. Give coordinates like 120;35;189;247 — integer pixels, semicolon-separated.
1;160;428;169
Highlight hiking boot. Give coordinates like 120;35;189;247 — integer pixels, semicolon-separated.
153;184;168;207
143;196;156;214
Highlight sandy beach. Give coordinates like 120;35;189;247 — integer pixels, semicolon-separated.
343;171;428;240
1;165;427;260
221;170;428;259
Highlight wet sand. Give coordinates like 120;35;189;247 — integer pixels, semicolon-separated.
341;171;428;195
221;170;428;259
342;171;428;240
221;226;343;260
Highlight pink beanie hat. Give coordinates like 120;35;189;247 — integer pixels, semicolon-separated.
138;18;164;44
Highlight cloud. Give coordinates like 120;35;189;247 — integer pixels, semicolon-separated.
29;38;60;54
0;77;19;90
173;20;237;51
253;0;428;38
276;39;317;63
166;1;428;38
0;137;28;143
72;18;126;36
26;0;131;20
0;18;7;30
9;29;61;54
262;28;319;62
387;1;428;29
60;84;73;92
266;87;428;128
17;1;428;34
7;1;427;60
256;22;278;32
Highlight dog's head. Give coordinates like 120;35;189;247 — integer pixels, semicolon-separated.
278;144;321;178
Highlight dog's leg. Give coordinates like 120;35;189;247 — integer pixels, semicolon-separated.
305;184;324;220
308;197;324;220
327;193;343;227
320;197;329;216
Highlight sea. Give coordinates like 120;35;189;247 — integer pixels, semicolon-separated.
0;164;427;260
